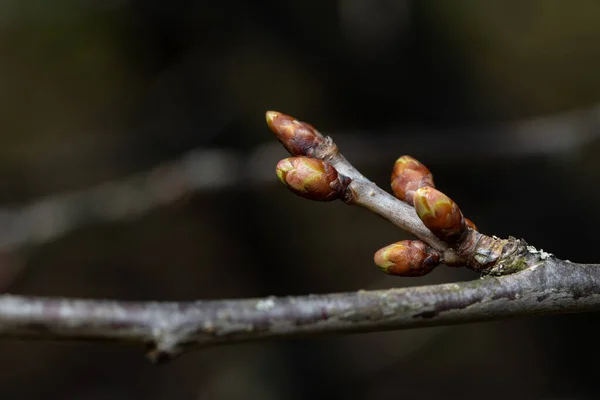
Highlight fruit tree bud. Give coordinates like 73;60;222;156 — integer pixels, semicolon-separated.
276;157;349;201
390;155;434;205
374;240;441;277
266;111;324;156
414;186;465;243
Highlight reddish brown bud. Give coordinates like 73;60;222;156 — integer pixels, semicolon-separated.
374;240;440;276
390;155;434;205
266;111;324;156
414;186;465;243
276;157;349;201
464;218;478;232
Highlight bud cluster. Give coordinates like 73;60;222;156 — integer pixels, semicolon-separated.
266;110;483;278
390;155;478;244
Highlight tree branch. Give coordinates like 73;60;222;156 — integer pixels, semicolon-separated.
2;110;599;364
1;257;598;363
345;179;448;251
2;102;599;253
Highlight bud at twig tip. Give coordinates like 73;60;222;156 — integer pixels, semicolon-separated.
265;111;324;156
265;110;278;123
276;157;349;201
374;240;440;277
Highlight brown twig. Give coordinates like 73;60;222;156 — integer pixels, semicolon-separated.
344;179;448;251
2;102;600;253
268;111;532;274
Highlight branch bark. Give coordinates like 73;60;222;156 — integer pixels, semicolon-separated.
2;110;599;364
1;257;598;363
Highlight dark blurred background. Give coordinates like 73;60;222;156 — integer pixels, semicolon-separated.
1;0;600;398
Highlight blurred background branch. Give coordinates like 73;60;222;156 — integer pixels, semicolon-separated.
3;1;600;398
2;103;599;254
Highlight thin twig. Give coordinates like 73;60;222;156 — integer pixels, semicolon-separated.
2;103;600;253
345;179;448;251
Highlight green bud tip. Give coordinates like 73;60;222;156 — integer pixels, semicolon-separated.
414;186;465;243
275;157;349;201
390;155;434;205
374;240;440;277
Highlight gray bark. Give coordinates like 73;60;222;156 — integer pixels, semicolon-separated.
0;257;597;362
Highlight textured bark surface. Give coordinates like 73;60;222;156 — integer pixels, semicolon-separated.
2;112;599;365
0;255;597;362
